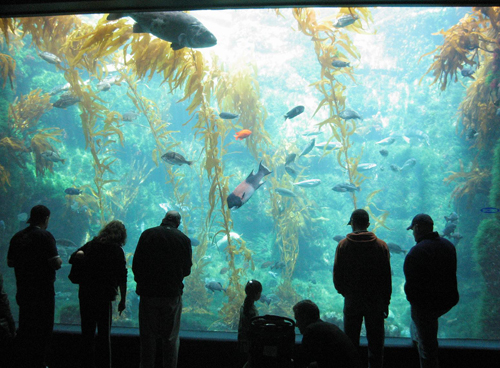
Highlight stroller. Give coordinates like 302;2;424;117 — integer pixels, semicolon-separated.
248;315;296;368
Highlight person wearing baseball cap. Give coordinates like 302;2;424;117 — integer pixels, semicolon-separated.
404;213;459;368
333;208;392;368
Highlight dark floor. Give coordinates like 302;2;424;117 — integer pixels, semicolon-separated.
40;327;500;368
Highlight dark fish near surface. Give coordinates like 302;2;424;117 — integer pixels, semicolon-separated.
205;281;226;292
387;242;407;255
53;93;81;108
41;150;65;164
227;161;271;209
334;14;360;28
333;235;344;242
161;151;193;166
443;222;457;238
339;109;362;120
107;12;217;50
219;112;239;119
284;166;298;179
331;59;350;68
285;153;296;166
332;183;360;192
299;138;316;157
38;51;61;64
445;212;459;223
122;111;140;121
379;149;389;157
65;188;82;195
284;105;305;120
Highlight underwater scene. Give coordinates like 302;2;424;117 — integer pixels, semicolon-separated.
0;6;500;341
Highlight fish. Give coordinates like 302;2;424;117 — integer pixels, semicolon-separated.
334;14;359;28
315;141;342;150
219;112;239;119
449;232;463;244
97;81;111;92
284;105;305;120
387;242;407;255
65;188;83;195
205;281;226;292
357;163;377;171
376;137;396;145
271;261;286;270
261;261;273;269
161;151;193;166
268;271;279;279
331;59;350;67
38;51;61;64
41;150;65;164
465;128;478;140
122;111;140;121
401;158;417;170
395;129;430;146
275;188;296;197
445;212;459;223
461;67;475;78
339;109;362;120
285;153;296;166
189;237;200;247
227;161;271;209
216;231;241;250
390;164;401;172
49;83;71;96
284;166;298;179
53;93;81;108
332;183;360;192
234;129;252;140
107;12;217;50
17;213;28;221
299;138;316;157
293;179;321;188
333;235;344;242
220;267;229;274
443;222;457;238
379;149;389;157
259;294;273;306
56;238;78;248
302;131;322;136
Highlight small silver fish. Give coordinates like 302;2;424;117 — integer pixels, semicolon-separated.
376;137;396;145
299;138;316;157
357;163;377;171
315;141;342;150
339;109;362;120
41;150;65;164
275;188;296;197
38;51;61;64
293;179;321;188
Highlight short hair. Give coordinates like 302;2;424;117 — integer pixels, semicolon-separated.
97;220;127;246
348;208;369;228
27;205;50;225
164;210;181;225
245;279;262;298
293;299;320;321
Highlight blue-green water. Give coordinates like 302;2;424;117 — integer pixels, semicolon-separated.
0;6;499;341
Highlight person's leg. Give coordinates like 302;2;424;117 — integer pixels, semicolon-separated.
139;297;159;368
80;296;97;368
343;298;364;348
95;300;112;368
411;307;439;368
364;309;385;368
159;297;182;368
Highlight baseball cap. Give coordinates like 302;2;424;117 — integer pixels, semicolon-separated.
406;213;434;230
347;209;369;226
27;205;50;224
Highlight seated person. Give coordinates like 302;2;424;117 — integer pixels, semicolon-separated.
293;300;362;368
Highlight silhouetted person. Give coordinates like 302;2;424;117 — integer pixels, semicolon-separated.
333;209;391;368
69;220;128;368
293;300;362;368
7;205;62;368
0;269;16;368
133;210;192;368
405;214;459;368
238;279;262;367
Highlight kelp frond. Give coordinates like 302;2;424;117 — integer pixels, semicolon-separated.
30;128;63;176
0;53;16;89
8;89;52;131
0;163;11;191
444;159;491;204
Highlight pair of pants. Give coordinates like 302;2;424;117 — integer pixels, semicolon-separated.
139;296;182;368
79;296;112;368
410;306;450;368
343;297;385;368
15;295;55;368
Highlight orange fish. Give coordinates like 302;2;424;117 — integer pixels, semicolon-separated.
234;129;252;140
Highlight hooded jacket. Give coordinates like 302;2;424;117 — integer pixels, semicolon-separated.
333;231;392;306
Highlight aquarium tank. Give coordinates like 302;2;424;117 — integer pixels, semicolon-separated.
0;5;500;342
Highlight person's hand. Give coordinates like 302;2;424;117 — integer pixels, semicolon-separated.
384;305;389;319
118;299;126;315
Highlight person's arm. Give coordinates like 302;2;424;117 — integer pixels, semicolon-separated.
116;246;127;315
48;255;62;270
333;242;345;295
47;233;62;270
118;281;127;315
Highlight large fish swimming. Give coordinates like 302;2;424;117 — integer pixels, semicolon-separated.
107;11;217;50
227;161;272;209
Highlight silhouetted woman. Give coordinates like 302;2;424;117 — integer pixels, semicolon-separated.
70;220;127;368
238;279;263;362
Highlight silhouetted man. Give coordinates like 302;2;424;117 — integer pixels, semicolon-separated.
8;205;62;368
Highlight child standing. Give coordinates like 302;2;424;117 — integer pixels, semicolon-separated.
238;279;263;358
